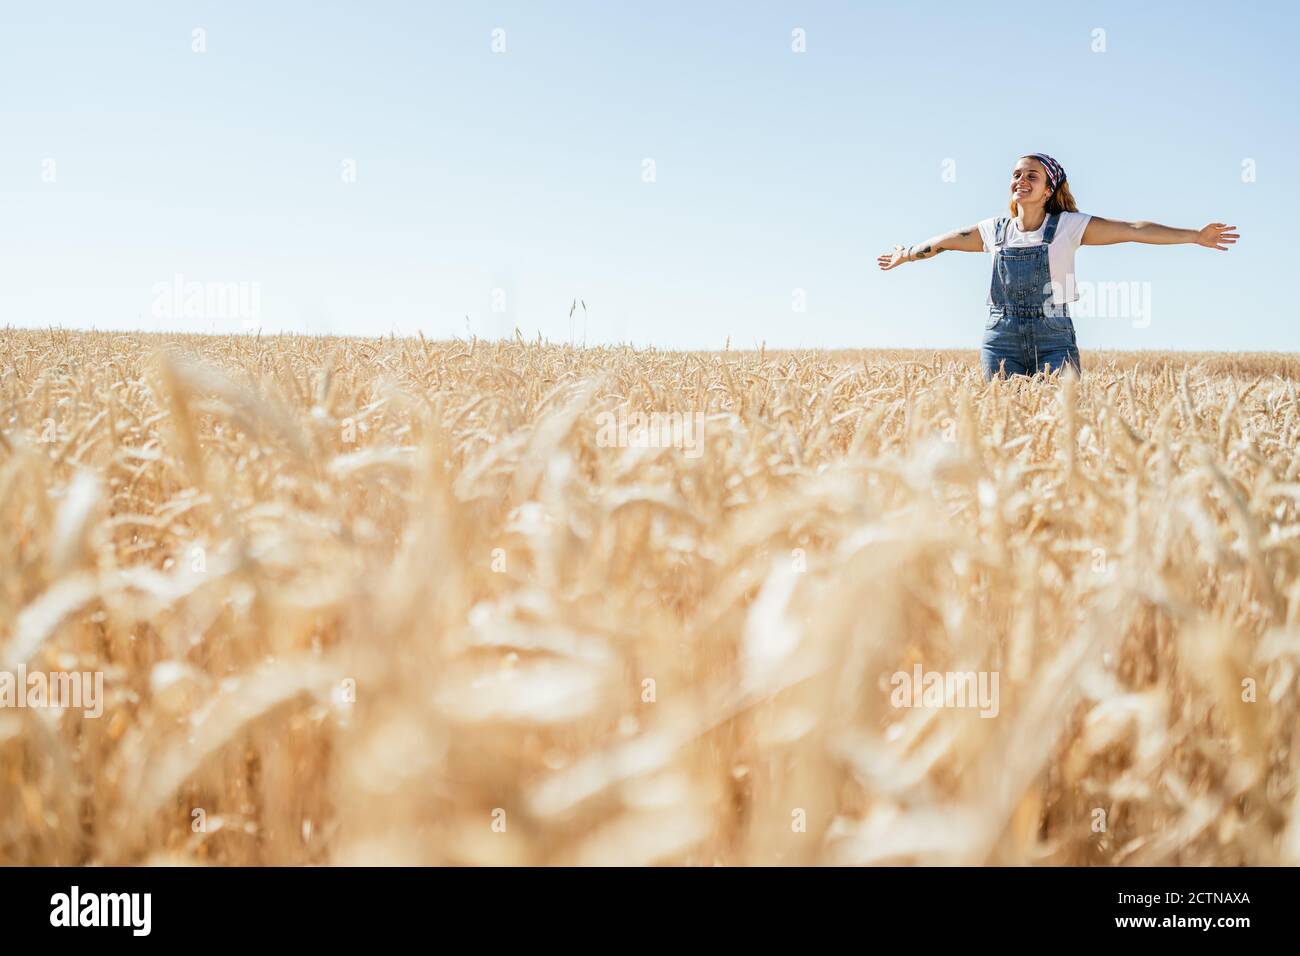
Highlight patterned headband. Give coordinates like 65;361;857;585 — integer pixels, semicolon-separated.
1025;153;1066;193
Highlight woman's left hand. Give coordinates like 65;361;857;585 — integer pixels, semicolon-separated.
877;245;909;270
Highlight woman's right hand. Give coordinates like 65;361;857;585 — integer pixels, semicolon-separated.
877;245;909;270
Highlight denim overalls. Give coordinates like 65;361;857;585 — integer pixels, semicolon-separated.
979;213;1081;379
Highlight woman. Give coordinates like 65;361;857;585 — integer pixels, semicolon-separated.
877;154;1238;379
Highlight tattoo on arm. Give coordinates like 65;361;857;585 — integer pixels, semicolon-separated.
909;243;944;261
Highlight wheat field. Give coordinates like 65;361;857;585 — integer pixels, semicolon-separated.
2;328;1299;866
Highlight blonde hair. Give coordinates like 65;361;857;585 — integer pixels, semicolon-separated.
1009;160;1079;217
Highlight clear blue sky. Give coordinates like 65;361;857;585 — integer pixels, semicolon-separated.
2;1;1294;350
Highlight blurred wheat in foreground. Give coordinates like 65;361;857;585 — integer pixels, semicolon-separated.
3;330;1300;866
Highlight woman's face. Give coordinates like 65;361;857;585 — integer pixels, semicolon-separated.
1010;158;1050;207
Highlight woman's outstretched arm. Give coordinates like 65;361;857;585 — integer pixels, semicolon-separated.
1082;218;1239;250
877;224;984;270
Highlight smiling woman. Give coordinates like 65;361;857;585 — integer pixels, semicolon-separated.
878;154;1239;379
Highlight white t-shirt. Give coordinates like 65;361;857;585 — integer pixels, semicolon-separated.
977;211;1091;305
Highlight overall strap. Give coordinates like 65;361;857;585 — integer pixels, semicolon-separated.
993;217;1010;247
1042;212;1061;243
